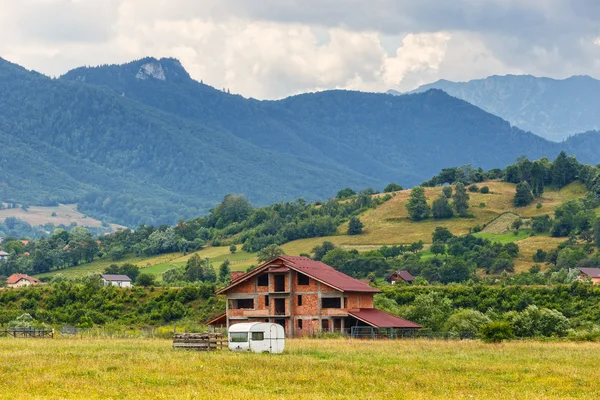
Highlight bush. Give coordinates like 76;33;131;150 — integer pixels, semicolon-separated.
136;273;155;287
468;185;479;193
347;217;364;235
480;186;490;194
444;309;491;337
384;183;403;193
481;321;514;343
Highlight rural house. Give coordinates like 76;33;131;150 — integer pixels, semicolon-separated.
385;270;415;284
576;268;600;284
100;274;133;287
0;250;8;261
208;256;421;337
6;273;41;288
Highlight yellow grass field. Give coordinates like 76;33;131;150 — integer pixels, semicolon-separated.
0;338;598;399
0;203;124;231
282;181;585;252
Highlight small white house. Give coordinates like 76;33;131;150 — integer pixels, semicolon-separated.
0;251;8;261
228;322;285;354
100;274;132;287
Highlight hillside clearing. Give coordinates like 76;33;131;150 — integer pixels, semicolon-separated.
0;338;598;399
0;203;124;231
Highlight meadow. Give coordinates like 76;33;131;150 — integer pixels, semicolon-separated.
0;338;598;399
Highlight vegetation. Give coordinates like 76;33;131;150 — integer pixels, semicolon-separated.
406;186;430;221
1;339;600;399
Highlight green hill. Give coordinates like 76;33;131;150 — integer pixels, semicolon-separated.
2;56;600;227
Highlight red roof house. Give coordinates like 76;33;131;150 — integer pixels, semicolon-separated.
386;270;415;285
577;268;600;284
211;256;421;336
6;273;41;288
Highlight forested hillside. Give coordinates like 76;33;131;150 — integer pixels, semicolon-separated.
2;57;600;227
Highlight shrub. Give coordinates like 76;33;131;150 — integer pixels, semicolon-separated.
136;273;155;287
444;309;491;338
480;186;490;194
536;202;543;209
384;183;403;193
347;217;364;235
481;321;514;343
468;185;479;193
532;249;547;263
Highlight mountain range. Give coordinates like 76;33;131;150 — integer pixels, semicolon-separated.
388;74;600;141
1;56;599;227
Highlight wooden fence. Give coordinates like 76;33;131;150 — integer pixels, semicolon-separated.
0;329;54;338
172;332;227;351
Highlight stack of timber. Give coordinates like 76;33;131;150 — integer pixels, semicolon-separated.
172;332;227;351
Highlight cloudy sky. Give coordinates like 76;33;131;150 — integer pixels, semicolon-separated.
1;0;600;99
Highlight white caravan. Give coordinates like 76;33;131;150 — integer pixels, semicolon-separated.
228;322;285;354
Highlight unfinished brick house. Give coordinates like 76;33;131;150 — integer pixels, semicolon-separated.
208;256;421;337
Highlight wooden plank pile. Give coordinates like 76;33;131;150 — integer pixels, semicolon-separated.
172;332;227;351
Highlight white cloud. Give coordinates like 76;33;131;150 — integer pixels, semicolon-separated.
1;0;599;98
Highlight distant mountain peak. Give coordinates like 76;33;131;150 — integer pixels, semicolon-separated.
390;74;600;141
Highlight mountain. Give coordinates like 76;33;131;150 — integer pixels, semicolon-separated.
391;74;600;141
1;57;599;226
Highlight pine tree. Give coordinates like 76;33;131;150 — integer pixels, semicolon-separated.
347;217;364;235
406;186;430;221
453;183;470;217
514;181;534;207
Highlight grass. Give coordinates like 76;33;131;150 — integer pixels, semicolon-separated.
37;247;257;280
473;230;534;244
37;180;588;280
0;203;124;231
0;338;599;399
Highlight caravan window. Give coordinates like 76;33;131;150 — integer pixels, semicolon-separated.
251;332;264;341
230;332;248;342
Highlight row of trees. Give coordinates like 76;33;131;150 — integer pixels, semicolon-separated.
406;183;471;221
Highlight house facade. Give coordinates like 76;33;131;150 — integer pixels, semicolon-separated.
100;274;132;287
6;273;41;288
0;251;8;261
210;256;421;336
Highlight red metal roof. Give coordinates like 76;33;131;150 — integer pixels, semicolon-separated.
387;270;415;282
216;256;380;294
349;308;422;329
578;268;600;278
279;256;380;293
6;273;40;285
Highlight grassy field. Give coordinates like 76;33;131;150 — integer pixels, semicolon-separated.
0;203;124;231
0;338;598;399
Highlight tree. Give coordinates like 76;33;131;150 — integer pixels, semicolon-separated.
533;249;547;263
452;183;470;217
321;248;354;270
336;188;356;199
532;215;552;233
185;254;204;281
444;309;491;337
312;241;336;261
514;181;534;207
432;227;454;243
213;194;253;226
442;186;453;198
402;292;453;331
481;322;514;343
406;186;430;221
511;218;523;231
384;183;403;192
432;196;454;219
229;245;237;254
257;244;285;263
430;243;446;256
136;273;155;287
551;151;578;188
218;259;231;283
595;219;600;248
347;217;363;235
